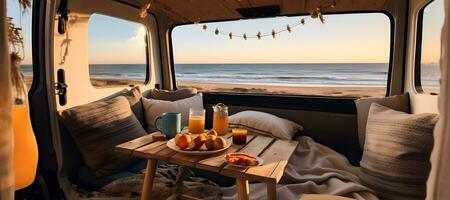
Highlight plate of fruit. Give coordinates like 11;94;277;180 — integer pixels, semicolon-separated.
167;130;231;155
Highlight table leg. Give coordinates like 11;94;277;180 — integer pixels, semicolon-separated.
236;179;249;200
141;159;157;200
267;182;277;200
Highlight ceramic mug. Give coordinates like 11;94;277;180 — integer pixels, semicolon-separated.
154;112;181;139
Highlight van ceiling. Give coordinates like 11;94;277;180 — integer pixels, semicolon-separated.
125;0;386;23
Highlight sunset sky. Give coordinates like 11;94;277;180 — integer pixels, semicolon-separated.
8;0;444;65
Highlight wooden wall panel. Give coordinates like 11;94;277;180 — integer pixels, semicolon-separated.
131;0;386;23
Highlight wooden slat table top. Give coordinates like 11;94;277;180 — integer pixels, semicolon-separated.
116;132;299;184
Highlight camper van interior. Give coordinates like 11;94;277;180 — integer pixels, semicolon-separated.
1;0;449;199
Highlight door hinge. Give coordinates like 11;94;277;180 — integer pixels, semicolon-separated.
55;69;67;106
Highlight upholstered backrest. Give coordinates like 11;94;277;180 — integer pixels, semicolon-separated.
142;88;197;101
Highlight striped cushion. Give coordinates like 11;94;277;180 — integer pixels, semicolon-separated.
355;93;410;149
61;96;147;178
144;88;197;101
106;86;145;128
360;103;438;200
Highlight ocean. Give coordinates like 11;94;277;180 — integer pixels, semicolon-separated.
20;63;440;87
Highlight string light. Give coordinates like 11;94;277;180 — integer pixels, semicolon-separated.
139;0;151;18
194;17;201;24
201;17;307;40
138;0;337;40
198;0;337;40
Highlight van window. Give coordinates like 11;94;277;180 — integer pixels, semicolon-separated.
416;0;444;94
171;13;391;97
88;14;148;87
7;0;33;90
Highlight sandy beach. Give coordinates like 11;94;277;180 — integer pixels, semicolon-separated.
177;80;386;97
23;77;386;97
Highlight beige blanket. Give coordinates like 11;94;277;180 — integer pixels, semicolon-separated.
221;136;378;200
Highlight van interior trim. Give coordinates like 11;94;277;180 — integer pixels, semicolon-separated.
203;93;357;114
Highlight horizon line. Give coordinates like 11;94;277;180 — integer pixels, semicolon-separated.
20;62;440;65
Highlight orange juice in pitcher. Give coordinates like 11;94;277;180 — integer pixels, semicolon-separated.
213;103;228;135
10;59;38;190
13;105;38;190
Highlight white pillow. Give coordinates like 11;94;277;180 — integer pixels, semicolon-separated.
142;93;204;131
228;111;303;140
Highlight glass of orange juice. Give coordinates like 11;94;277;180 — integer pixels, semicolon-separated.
188;108;205;134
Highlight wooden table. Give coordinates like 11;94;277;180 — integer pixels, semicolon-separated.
116;132;298;200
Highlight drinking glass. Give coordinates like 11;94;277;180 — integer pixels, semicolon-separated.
232;128;247;145
188;108;205;134
213;103;228;135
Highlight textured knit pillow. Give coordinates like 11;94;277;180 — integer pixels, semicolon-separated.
355;93;410;148
143;88;197;101
105;86;145;128
142;93;204;131
360;103;438;200
60;96;147;178
228;111;303;140
121;87;146;127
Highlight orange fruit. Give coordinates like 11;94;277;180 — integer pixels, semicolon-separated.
213;137;227;150
207;130;218;137
175;134;191;150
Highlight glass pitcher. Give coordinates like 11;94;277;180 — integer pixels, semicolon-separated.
11;55;38;190
212;103;228;135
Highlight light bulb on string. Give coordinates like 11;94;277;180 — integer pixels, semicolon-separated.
139;1;151;18
188;1;334;40
194;17;201;24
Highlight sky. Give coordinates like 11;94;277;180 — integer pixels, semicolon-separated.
88;14;147;64
7;0;444;65
421;0;445;64
173;13;392;64
7;0;33;64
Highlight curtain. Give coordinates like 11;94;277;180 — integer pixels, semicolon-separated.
0;0;14;199
427;0;450;199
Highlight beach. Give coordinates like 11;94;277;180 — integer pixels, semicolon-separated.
24;77;444;97
177;80;385;97
23;77;384;97
21;62;440;97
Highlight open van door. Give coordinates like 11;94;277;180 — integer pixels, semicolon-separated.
1;0;450;199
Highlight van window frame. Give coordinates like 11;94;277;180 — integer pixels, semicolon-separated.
168;11;395;99
87;13;151;87
414;0;440;95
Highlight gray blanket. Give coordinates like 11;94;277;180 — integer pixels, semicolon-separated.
221;136;379;200
73;165;222;200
